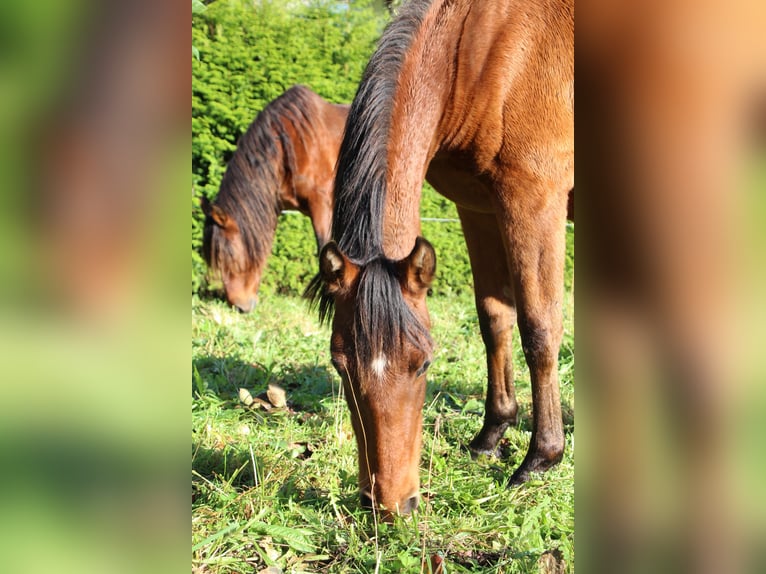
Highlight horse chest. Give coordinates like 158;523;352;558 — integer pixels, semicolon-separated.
425;154;496;214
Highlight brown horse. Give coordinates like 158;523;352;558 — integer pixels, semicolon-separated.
307;0;573;517
201;85;349;312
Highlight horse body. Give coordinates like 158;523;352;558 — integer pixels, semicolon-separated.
202;85;349;312
382;0;573;258
310;0;573;516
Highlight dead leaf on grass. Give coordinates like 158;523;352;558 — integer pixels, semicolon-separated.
266;383;287;408
251;396;273;411
239;388;254;406
429;552;446;573
287;442;313;460
538;549;566;574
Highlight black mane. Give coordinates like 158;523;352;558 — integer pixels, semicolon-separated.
306;1;434;369
203;85;319;276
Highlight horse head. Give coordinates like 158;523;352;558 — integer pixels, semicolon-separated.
201;195;262;313
316;237;436;518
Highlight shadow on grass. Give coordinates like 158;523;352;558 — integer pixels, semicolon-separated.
192;443;260;494
191;440;360;514
196;285;224;302
427;382;575;433
193;355;336;413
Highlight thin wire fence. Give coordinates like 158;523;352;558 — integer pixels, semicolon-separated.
280;210;575;228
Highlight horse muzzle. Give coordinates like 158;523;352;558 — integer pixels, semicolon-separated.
232;295;257;313
360;490;420;519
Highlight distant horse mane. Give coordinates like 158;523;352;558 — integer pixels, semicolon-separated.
204;85;319;277
307;1;434;368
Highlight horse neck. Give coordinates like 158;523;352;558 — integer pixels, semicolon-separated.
381;1;466;260
217;122;284;258
235;112;287;207
277;104;328;210
273;124;300;209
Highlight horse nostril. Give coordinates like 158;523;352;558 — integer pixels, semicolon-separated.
235;297;257;313
360;492;374;509
403;494;419;514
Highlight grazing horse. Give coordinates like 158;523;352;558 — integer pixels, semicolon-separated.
307;0;573;516
201;85;349;312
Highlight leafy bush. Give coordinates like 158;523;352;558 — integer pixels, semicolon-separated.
258;212;317;297
192;0;385;292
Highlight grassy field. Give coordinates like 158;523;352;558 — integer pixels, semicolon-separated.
192;276;574;573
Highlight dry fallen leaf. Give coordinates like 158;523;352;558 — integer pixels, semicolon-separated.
251;396;272;411
287;442;313;460
538;549;566;574
266;383;287;408
238;388;254;406
429;553;446;574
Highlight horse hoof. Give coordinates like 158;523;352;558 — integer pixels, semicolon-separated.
509;466;532;486
509;451;564;485
468;422;511;460
468;444;501;460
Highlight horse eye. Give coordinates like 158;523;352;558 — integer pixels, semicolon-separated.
416;360;431;377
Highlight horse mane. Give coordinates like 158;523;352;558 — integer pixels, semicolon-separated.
306;1;434;368
203;85;319;276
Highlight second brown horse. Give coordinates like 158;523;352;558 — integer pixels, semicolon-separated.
202;85;349;312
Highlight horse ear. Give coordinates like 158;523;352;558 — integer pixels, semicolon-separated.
208;203;233;230
399;237;436;295
319;241;357;294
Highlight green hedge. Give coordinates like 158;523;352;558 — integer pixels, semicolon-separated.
192;0;386;293
192;0;573;299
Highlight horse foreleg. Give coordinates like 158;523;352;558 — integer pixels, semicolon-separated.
457;209;518;458
500;181;567;484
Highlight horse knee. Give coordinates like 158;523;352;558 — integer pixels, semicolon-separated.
519;321;560;371
485;397;517;425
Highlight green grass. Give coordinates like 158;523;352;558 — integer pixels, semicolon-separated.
192;280;574;573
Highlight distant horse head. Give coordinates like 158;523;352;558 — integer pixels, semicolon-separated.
202;85;348;312
201;193;264;312
309;0;573;517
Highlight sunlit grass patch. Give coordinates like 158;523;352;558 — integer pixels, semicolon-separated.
193;290;574;573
